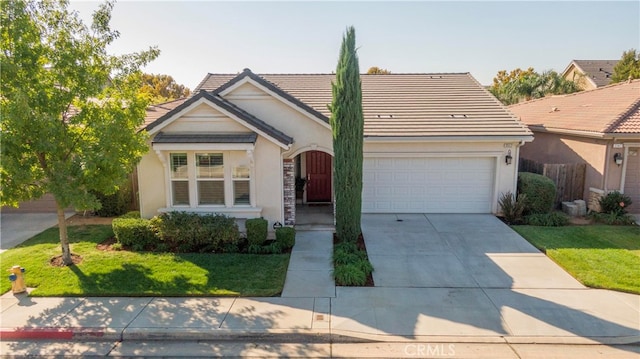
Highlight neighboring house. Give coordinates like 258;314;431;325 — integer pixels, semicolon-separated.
509;79;640;213
1;194;59;213
138;69;532;227
562;60;618;91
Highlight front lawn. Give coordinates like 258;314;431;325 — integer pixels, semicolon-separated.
512;224;640;294
0;225;290;297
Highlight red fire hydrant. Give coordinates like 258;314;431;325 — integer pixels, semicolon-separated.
8;265;26;294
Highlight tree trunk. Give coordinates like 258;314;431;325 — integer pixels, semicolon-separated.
56;203;73;266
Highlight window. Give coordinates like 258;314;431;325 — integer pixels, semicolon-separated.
167;151;252;208
170;153;189;205
233;165;250;205
196;153;224;205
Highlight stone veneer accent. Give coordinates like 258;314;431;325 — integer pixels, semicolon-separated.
588;187;605;213
283;159;295;225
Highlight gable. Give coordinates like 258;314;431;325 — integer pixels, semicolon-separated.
144;93;293;148
214;71;331;129
162;103;250;133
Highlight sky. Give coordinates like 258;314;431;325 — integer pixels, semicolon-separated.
68;1;640;89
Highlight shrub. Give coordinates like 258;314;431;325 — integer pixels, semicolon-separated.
92;188;129;217
599;191;632;216
246;218;268;246
112;218;157;251
333;264;367;286
525;211;569;226
333;240;373;286
518;172;556;215
275;227;296;250
150;212;240;253
120;211;141;219
591;191;635;225
499;191;527;224
589;212;636;226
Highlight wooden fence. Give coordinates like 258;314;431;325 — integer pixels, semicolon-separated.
519;158;586;208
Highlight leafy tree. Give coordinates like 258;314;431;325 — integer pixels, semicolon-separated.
366;66;390;74
1;0;159;265
611;49;640;83
491;67;536;90
140;73;190;104
490;68;581;105
329;27;364;243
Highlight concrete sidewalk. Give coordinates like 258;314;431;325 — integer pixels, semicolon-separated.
1;286;639;345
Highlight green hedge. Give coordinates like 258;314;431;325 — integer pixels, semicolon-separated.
275;227;296;250
246;218;268;246
112;218;156;251
517;172;556;215
150;212;240;253
525;211;569;226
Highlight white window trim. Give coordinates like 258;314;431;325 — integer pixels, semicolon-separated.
156;149;260;217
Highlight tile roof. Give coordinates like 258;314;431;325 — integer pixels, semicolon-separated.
144;98;188;128
563;60;618;88
195;71;532;138
144;91;293;146
152;132;257;144
509;79;640;135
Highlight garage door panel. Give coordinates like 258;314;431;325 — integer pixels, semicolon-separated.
362;157;495;213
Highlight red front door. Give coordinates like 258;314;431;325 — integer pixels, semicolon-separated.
306;151;332;202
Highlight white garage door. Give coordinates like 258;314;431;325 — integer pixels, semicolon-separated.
362;157;495;213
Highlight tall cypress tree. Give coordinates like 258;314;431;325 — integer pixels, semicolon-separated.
329;26;364;243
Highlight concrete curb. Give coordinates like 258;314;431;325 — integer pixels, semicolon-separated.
3;326;638;346
121;328;333;343
0;327;121;341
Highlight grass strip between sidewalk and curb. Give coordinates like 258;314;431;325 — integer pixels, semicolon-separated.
0;225;290;297
513;224;640;294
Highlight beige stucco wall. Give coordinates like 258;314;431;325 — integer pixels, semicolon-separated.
138;143;167;219
363;140;521;214
520;131;611;200
563;66;596;91
224;82;333;157
252;137;284;224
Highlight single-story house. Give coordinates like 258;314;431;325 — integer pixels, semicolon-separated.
138;69;533;227
509;79;640;213
561;59;618;91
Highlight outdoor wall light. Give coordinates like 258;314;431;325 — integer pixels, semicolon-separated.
614;153;623;166
505;150;513;165
272;221;283;230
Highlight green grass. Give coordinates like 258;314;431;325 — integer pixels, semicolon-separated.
0;225;290;297
512;224;640;294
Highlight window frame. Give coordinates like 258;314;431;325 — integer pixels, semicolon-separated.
169;153;190;207
166;151;253;208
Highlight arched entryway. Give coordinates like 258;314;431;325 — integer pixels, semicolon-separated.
287;150;334;229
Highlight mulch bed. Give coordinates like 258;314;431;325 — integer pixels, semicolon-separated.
333;232;375;287
50;254;83;267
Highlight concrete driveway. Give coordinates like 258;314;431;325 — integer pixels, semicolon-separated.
328;214;640;341
361;213;584;289
0;212;74;253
